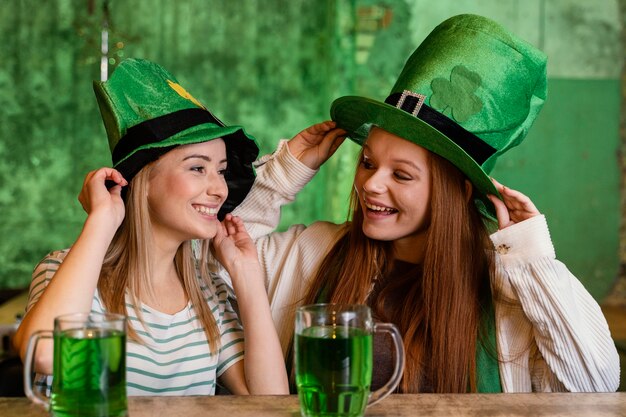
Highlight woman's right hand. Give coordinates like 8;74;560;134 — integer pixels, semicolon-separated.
15;168;127;367
78;167;128;228
287;120;347;170
211;214;259;274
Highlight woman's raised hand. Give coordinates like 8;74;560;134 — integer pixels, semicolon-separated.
488;178;540;230
287;120;347;170
77;167;128;228
211;214;260;273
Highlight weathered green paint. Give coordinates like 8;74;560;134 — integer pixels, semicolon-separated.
491;78;621;299
0;0;621;304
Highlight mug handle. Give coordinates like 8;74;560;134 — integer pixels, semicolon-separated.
368;322;405;407
23;330;52;409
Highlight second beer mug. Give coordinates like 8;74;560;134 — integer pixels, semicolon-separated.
23;312;127;417
294;304;405;417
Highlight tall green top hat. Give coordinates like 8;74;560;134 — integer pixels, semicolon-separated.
331;14;547;218
93;58;259;218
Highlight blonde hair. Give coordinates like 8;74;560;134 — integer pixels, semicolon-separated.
97;163;221;353
305;149;496;393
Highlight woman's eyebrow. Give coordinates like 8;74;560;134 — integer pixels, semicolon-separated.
364;143;423;172
182;155;228;164
393;158;422;172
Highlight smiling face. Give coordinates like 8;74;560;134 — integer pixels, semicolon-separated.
147;139;228;245
353;127;432;262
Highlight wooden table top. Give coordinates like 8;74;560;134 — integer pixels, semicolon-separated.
1;393;625;417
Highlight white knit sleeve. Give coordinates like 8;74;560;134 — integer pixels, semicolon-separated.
233;140;317;240
492;215;620;392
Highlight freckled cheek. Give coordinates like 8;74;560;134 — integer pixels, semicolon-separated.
169;181;195;197
399;194;430;225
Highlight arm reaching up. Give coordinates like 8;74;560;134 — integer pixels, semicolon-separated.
13;168;128;373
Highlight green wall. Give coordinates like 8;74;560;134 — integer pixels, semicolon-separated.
0;0;621;302
0;0;354;288
491;79;621;299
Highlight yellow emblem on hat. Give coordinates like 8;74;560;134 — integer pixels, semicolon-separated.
167;79;205;109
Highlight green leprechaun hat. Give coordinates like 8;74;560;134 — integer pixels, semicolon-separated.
93;58;259;218
330;14;547;218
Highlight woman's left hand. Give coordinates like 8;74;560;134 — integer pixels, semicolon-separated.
487;178;540;230
211;214;259;272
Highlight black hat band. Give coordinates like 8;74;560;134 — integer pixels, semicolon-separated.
385;91;496;165
112;108;224;165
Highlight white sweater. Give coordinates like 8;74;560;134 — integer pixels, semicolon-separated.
231;140;620;392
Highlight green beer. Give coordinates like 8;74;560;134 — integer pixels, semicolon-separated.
295;325;373;417
51;328;127;417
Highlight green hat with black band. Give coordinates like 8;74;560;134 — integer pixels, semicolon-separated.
93;58;259;219
330;14;547;219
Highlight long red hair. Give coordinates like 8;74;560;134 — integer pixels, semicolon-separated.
304;150;495;393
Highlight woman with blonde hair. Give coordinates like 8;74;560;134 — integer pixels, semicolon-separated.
14;59;288;395
232;14;620;392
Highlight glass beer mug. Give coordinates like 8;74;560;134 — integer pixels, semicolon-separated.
23;312;127;417
295;304;405;417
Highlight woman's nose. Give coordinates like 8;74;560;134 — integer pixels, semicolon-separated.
362;170;386;194
206;175;228;200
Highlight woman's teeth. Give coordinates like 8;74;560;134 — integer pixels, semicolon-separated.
195;206;218;215
365;202;396;213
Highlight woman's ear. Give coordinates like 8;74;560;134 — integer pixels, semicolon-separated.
464;179;473;203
